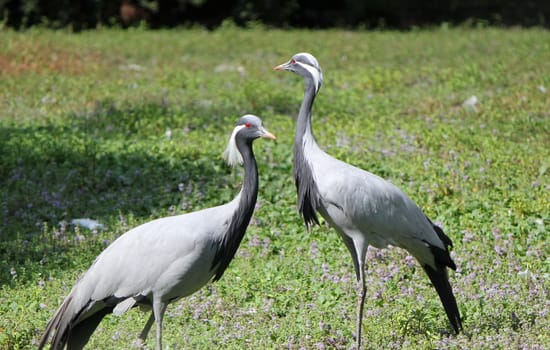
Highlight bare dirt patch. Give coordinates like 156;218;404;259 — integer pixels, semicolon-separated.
0;42;105;76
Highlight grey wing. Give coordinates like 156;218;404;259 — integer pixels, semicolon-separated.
78;208;225;307
39;205;232;349
97;208;230;298
317;160;445;255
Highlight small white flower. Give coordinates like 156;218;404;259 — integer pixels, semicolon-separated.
462;95;478;112
71;218;104;230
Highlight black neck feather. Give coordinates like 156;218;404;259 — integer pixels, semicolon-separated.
211;137;258;281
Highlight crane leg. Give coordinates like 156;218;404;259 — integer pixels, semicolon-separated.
340;233;361;281
336;229;368;349
356;265;367;350
137;312;155;347
352;239;368;350
152;299;167;350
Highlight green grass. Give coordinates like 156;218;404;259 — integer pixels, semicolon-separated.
0;26;549;349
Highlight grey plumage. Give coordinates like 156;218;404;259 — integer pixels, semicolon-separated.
275;53;462;349
38;115;275;350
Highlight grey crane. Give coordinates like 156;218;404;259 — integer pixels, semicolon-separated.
38;115;276;350
274;53;462;349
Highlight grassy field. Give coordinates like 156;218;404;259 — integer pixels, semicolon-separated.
0;26;549;349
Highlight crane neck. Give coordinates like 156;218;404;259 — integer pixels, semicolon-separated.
236;137;259;209
293;76;321;228
294;79;318;147
211;136;258;281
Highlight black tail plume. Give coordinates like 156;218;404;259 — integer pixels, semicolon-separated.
422;217;462;333
66;307;111;349
422;264;462;333
38;295;110;350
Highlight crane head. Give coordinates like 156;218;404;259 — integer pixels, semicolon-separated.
273;52;324;93
224;115;276;167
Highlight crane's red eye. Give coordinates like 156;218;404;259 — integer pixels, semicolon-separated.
245;122;251;128
291;59;296;64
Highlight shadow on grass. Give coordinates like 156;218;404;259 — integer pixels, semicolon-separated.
0;100;236;287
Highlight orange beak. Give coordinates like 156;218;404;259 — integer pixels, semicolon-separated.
273;62;288;71
261;129;277;140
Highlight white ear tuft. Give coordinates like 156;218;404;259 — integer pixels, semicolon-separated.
298;61;322;93
223;125;245;167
